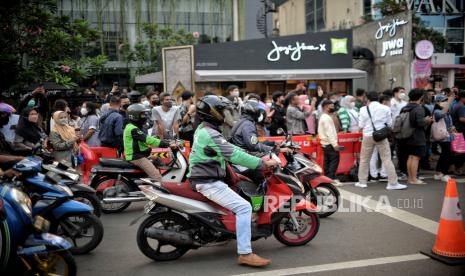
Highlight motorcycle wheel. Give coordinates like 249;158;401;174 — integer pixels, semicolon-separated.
53;213;104;255
21;250;77;276
73;191;102;217
307;183;340;218
92;176;132;214
273;210;320;246
137;212;190;261
0;221;8;273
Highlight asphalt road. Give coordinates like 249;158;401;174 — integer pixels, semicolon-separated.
75;174;465;276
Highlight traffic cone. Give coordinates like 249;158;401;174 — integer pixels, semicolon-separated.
422;179;465;265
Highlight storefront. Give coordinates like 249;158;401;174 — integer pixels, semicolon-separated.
136;29;366;98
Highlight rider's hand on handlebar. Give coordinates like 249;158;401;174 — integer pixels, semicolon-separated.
0;169;21;178
279;148;293;154
264;159;278;168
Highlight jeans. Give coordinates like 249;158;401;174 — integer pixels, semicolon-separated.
359;136;398;185
196;181;252;255
323;145;340;179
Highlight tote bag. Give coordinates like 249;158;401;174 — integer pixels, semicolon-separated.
451;133;465;154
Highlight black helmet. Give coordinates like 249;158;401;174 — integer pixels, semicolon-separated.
196;95;232;125
242;100;266;124
127;103;149;124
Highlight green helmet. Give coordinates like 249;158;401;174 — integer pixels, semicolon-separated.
127;103;149;124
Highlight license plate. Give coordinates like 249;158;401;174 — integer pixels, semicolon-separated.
144;201;156;214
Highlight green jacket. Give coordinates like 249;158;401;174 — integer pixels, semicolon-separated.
187;123;263;184
123;123;163;161
337;107;351;133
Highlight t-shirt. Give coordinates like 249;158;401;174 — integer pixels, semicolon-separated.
452;104;465;133
80;115;101;147
151;106;181;139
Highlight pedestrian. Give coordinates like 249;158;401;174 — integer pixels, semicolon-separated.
152;92;180;139
18;84;49;129
338;95;359;133
356;92;406;190
390;87;408;120
318;100;342;184
119;95;131;127
14;107;47;154
268;91;287;136
179;91;196;144
98;96;124;152
451;91;465;173
223;85;242;136
432;95;454;182
402;89;433;185
79;102;100;147
50;111;80;164
354;88;366;110
286;93;311;135
147;91;160;108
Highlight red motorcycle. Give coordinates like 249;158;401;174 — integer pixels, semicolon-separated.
133;153;320;261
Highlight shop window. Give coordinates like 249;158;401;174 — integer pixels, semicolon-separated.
446;15;464;28
446;28;464;42
448;43;464;56
421;15;445;28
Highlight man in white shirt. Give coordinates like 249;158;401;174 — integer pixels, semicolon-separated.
151;93;181;139
318;100;341;183
390;87;407;120
356;92;407;190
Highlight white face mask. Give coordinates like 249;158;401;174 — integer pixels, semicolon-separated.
231;91;239;98
80;107;88;116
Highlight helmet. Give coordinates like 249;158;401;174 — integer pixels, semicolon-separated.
127;104;149;124
242;101;266;124
0;103;15;114
196;95;232;125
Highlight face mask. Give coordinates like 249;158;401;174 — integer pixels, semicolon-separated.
80;107;88;116
330;99;337;103
142;100;150;107
57;118;68;125
151;100;159;106
164;101;173;108
27;99;36;107
328;108;336;113
349;102;356;109
304;99;310;105
318;90;324;97
231;91;239;98
122;104;130;110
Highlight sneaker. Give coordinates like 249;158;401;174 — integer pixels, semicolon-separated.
238;253;271;267
355;182;368;188
434;174;443;180
441;175;451;182
386;183;408;190
368;175;378;182
332;179;344;187
398;173;407;181
379;176;388;182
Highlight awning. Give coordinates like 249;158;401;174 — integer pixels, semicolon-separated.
432;64;465;69
194;68;367;82
135;71;163;84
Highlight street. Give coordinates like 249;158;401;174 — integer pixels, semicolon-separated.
75;174;465;276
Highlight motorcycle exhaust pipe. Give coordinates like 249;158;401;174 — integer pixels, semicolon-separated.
144;227;200;247
102;196;147;204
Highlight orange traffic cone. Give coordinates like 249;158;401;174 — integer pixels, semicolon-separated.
422;179;465;265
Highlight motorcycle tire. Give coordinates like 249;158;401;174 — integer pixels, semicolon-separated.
91;176;132;214
21;250;77;276
73;191;102;217
54;213;104;255
137;212;190;261
273;211;320;246
307;183;340;218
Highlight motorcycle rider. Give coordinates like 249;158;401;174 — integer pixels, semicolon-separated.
123;104;172;183
0;103;26;171
230;101;292;184
188;95;277;267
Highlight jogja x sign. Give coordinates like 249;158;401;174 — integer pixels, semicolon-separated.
375;18;408;58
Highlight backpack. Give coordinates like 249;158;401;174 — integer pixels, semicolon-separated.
392;110;414;139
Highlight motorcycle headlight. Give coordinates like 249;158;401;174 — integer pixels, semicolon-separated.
11;188;32;218
57;185;73;196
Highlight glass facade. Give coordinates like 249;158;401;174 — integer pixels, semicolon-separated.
422;14;464;57
305;0;325;33
58;0;234;62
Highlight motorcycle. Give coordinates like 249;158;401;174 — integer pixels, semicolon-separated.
90;140;188;213
0;185;76;275
276;128;340;218
10;157;104;255
133;153;320;261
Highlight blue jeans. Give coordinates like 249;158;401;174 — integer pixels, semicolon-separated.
196;181;252;255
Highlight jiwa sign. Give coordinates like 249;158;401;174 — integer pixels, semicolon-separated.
376;18;408;57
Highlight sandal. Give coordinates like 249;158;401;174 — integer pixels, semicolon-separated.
408;179;427;185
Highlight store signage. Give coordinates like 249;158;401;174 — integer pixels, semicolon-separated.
267;41;327;62
194;29;352;70
404;0;462;14
381;38;404;57
375;19;408;40
415;40;434;59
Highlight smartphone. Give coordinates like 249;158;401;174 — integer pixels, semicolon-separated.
338;146;345;151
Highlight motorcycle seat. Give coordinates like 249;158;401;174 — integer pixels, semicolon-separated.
161;181;210;202
99;158;139;169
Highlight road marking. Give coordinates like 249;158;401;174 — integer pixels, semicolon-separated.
233;254;429;276
338;189;439;235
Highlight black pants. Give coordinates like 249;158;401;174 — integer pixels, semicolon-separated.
396;139;409;174
323;145;340;179
436;142;451;175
